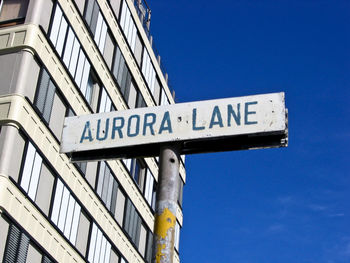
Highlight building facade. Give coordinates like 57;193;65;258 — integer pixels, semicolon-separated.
0;0;185;262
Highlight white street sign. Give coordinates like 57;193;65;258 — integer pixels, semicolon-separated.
61;92;287;161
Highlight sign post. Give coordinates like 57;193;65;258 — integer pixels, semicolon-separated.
60;92;288;263
155;144;181;263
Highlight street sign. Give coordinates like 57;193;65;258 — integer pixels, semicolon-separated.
61;92;288;161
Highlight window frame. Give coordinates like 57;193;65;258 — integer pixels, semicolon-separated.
1;214;56;263
17;136;91;261
33;67;75;143
94;161;155;259
0;0;28;27
47;2;101;112
0;0;3;19
14;131;132;262
72;0;160;108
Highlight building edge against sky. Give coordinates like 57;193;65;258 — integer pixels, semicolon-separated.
0;0;185;262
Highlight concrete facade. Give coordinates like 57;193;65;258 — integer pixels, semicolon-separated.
0;0;185;262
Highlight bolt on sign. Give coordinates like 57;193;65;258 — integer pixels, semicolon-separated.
61;92;288;161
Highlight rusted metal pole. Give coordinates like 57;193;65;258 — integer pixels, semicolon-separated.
153;144;180;263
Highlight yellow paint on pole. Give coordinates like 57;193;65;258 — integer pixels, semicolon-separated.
154;207;177;263
155;208;176;238
155;243;166;263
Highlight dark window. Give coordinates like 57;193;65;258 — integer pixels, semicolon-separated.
96;162;119;213
83;0;107;53
0;0;29;27
145;231;153;263
2;218;54;263
76;162;87;174
124;199;141;246
130;159;145;191
35;68;73;140
178;176;184;207
3;224;29;263
35;70;55;123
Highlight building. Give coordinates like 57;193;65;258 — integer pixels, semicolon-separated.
0;0;185;262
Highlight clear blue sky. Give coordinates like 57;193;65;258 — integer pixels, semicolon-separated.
149;1;349;262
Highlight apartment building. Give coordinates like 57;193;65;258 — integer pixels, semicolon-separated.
0;0;185;262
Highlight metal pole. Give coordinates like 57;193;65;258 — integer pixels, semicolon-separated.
153;144;181;263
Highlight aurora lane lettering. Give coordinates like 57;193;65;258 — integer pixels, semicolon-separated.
60;92;288;161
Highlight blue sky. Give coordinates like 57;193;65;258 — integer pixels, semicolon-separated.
148;0;350;262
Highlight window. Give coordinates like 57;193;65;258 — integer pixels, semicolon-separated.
160;89;169;105
50;179;91;255
109;0;122;20
145;231;153;263
113;47;131;97
131;159;145;191
115;186;126;225
35;69;55;123
99;88;115;113
112;46;146;108
4;223;30;263
20;142;43;201
96;162;126;225
26;243;44;263
2;220;54;263
76;162;87;174
120;0;137;52
96;162;118;212
19;141;90;255
138;224;147;257
123;159;145;191
136;87;146;108
94;161;154;259
74;0;85;15
50;4;99;108
134;33;143;65
103;31;115;69
84;0;107;53
51;179;82;245
49;92;68;140
85;161;99;189
123;159;157;210
19;142;55;216
177;176;184;207
174;221;180;252
35;69;72;140
75;210;91;256
85;70;101;111
124;199;141;246
141;48;156;94
34;162;55;216
109;249;120;263
88;223;112;263
144;169;156;210
50;5;68;56
0;0;29;26
153;77;162;105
